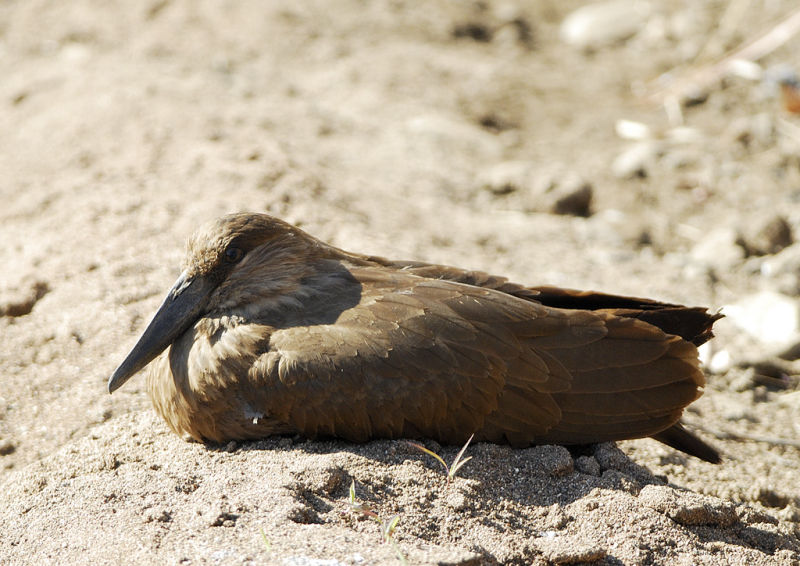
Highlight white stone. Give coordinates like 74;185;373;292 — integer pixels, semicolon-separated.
611;141;660;179
723;291;800;346
615;119;651;140
665;126;703;145
478;160;532;195
709;349;732;374
560;1;652;50
726;59;763;82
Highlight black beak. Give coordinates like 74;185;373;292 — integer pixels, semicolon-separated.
107;271;215;394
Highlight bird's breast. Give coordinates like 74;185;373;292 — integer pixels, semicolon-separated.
146;317;288;442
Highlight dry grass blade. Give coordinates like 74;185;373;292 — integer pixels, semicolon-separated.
407;434;475;482
382;515;407;565
406;442;448;472
348;479;378;518
347;480;408;564
259;527;271;552
448;434;474;481
383;515;401;540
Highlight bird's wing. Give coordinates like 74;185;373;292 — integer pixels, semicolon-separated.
369;258;720;346
244;267;698;446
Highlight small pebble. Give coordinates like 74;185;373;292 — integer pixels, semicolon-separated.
479;160;530;195
549;179;592;217
708;349;732;374
729;368;756;393
537;535;607;564
479;162;593;216
639;485;738;527
560;0;652;50
543;504;570;530
615;119;651;140
0;280;50;318
593;442;629;470
0;440;16;456
529;445;574;476
737;215;793;257
574;455;601;477
727;112;776;149
611;141;659;179
444;491;469;511
724;291;800;345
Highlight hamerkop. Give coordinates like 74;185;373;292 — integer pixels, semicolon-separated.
108;212;722;463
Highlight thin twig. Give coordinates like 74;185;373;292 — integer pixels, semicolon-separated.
694;425;800;450
645;7;800;106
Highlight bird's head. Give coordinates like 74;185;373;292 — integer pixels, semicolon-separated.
107;212;326;393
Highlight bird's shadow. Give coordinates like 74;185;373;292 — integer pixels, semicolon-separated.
205;436;797;560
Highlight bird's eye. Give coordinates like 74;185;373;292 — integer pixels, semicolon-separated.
224;246;244;263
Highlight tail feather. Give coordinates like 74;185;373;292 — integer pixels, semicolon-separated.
652;423;721;464
554;381;701;418
529;286;723;346
544;412;680;444
564;357;699;394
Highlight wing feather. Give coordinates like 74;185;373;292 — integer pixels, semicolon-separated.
246;269;572;443
224;265;707;448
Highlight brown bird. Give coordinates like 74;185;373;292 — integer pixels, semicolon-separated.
108;213;722;463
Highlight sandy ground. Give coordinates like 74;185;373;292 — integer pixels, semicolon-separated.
2;1;800;564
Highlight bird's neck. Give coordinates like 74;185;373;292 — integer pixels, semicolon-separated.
212;256;364;329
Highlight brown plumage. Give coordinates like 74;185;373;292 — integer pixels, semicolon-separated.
108;213;722;463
